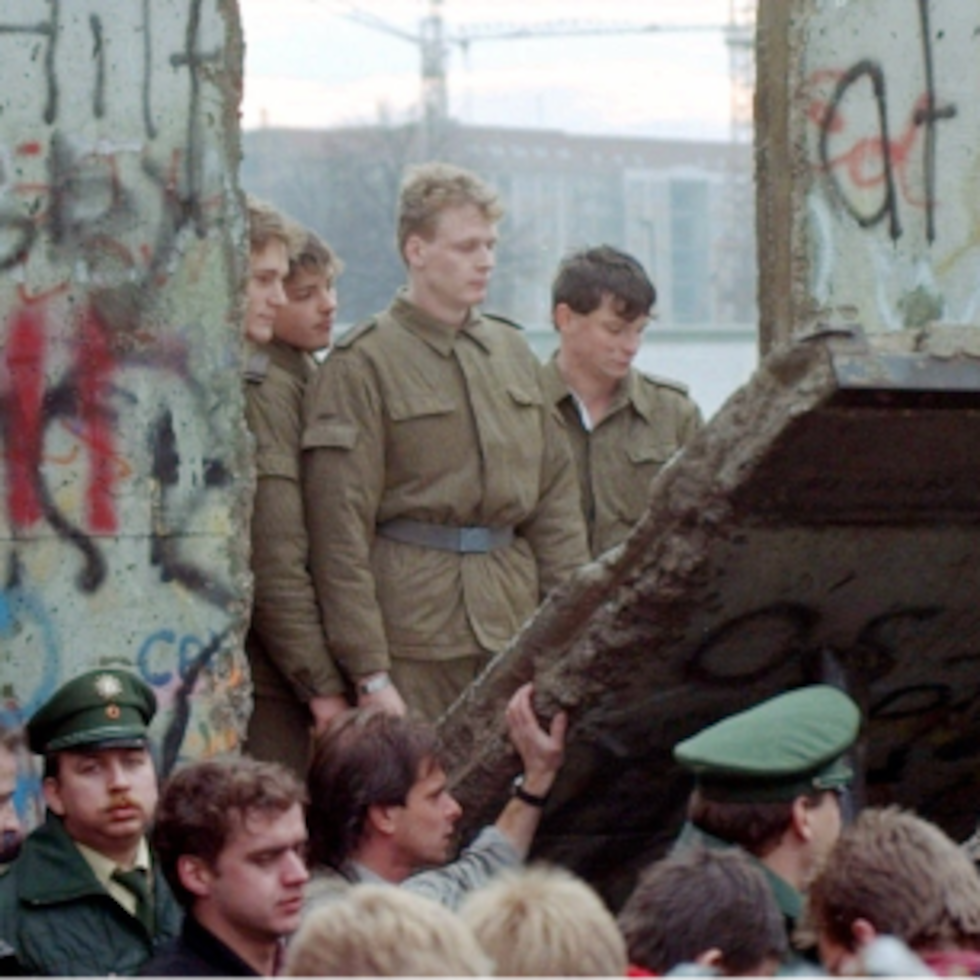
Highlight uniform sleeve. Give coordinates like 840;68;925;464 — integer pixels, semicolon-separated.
302;353;391;679
518;380;591;597
247;378;345;699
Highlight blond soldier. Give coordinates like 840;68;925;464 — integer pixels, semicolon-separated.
542;245;703;558
302;162;589;721
245;226;349;774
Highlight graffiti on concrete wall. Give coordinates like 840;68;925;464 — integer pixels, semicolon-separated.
801;0;980;330
0;0;249;817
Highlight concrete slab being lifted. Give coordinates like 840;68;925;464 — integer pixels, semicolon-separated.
439;323;980;909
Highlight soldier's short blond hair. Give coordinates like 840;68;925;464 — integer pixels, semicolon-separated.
246;194;296;256
285;886;491;976
459;864;628;976
396;162;503;260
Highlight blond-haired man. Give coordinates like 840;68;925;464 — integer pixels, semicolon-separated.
302;162;588;721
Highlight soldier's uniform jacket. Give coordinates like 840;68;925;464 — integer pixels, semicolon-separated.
245;339;344;708
540;357;703;558
0;813;181;976
301;291;589;691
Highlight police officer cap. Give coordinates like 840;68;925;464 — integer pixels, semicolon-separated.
674;685;860;803
26;669;156;755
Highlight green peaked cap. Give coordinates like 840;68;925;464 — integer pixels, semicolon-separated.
673;685;861;803
27;669;156;755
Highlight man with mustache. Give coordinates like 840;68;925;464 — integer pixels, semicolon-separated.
0;669;181;975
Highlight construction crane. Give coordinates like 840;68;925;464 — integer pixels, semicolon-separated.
324;0;755;149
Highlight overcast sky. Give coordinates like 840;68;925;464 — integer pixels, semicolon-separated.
239;0;751;141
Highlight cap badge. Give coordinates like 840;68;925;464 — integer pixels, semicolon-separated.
94;674;124;700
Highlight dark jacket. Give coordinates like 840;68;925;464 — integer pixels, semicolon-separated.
139;913;260;976
0;812;181;976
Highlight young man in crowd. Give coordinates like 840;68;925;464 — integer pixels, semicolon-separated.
286;886;491;977
142;757;308;977
302;162;589;721
542;245;703;557
459;864;628;976
672;684;861;963
244;214;350;775
805;806;980;976
618;846;788;976
304;681;565;911
0;670;181;975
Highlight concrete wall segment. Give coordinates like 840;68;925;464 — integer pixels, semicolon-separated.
0;0;251;789
758;0;980;351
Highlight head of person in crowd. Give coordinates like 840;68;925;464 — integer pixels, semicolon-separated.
551;244;656;391
245;194;294;345
151;757;309;976
306;706;456;881
397;161;505;325
0;725;24;864
674;684;861;897
274;229;342;354
285;884;491;976
28;668;159;866
459;863;627;976
618;846;788;976
805;806;980;976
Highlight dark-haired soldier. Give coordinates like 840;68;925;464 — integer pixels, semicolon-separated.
543;245;702;557
0;670;180;975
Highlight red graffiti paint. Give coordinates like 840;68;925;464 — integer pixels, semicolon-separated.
75;306;118;533
5;306;46;527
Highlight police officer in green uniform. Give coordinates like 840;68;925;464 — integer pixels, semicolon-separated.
0;669;181;975
541;245;703;558
672;684;861;963
302;163;589;722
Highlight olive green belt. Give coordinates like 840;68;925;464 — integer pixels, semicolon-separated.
376;518;515;554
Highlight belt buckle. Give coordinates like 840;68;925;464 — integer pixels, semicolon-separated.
458;527;490;553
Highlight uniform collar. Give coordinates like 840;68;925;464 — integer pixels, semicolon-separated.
390;289;489;356
266;337;316;380
543;352;639;421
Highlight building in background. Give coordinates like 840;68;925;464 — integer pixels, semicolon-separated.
242;122;757;416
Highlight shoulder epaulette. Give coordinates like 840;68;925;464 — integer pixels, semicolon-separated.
639;370;691;396
335;318;379;349
244;350;270;384
482;312;525;332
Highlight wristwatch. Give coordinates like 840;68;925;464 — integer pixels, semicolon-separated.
357;673;392;696
511;774;549;808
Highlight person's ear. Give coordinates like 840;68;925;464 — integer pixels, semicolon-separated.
790;795;814;841
178;855;214;899
694;948;724;970
366;803;398;838
404;234;426;269
851;917;878;948
553;302;575;331
42;777;65;817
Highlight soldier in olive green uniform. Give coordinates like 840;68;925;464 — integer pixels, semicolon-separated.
244;205;349;775
302;163;589;721
542;246;702;558
673;685;862;965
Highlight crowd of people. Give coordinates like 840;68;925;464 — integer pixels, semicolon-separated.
3;161;979;976
3;671;980;977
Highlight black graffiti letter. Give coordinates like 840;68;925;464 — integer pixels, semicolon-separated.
820;60;902;241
